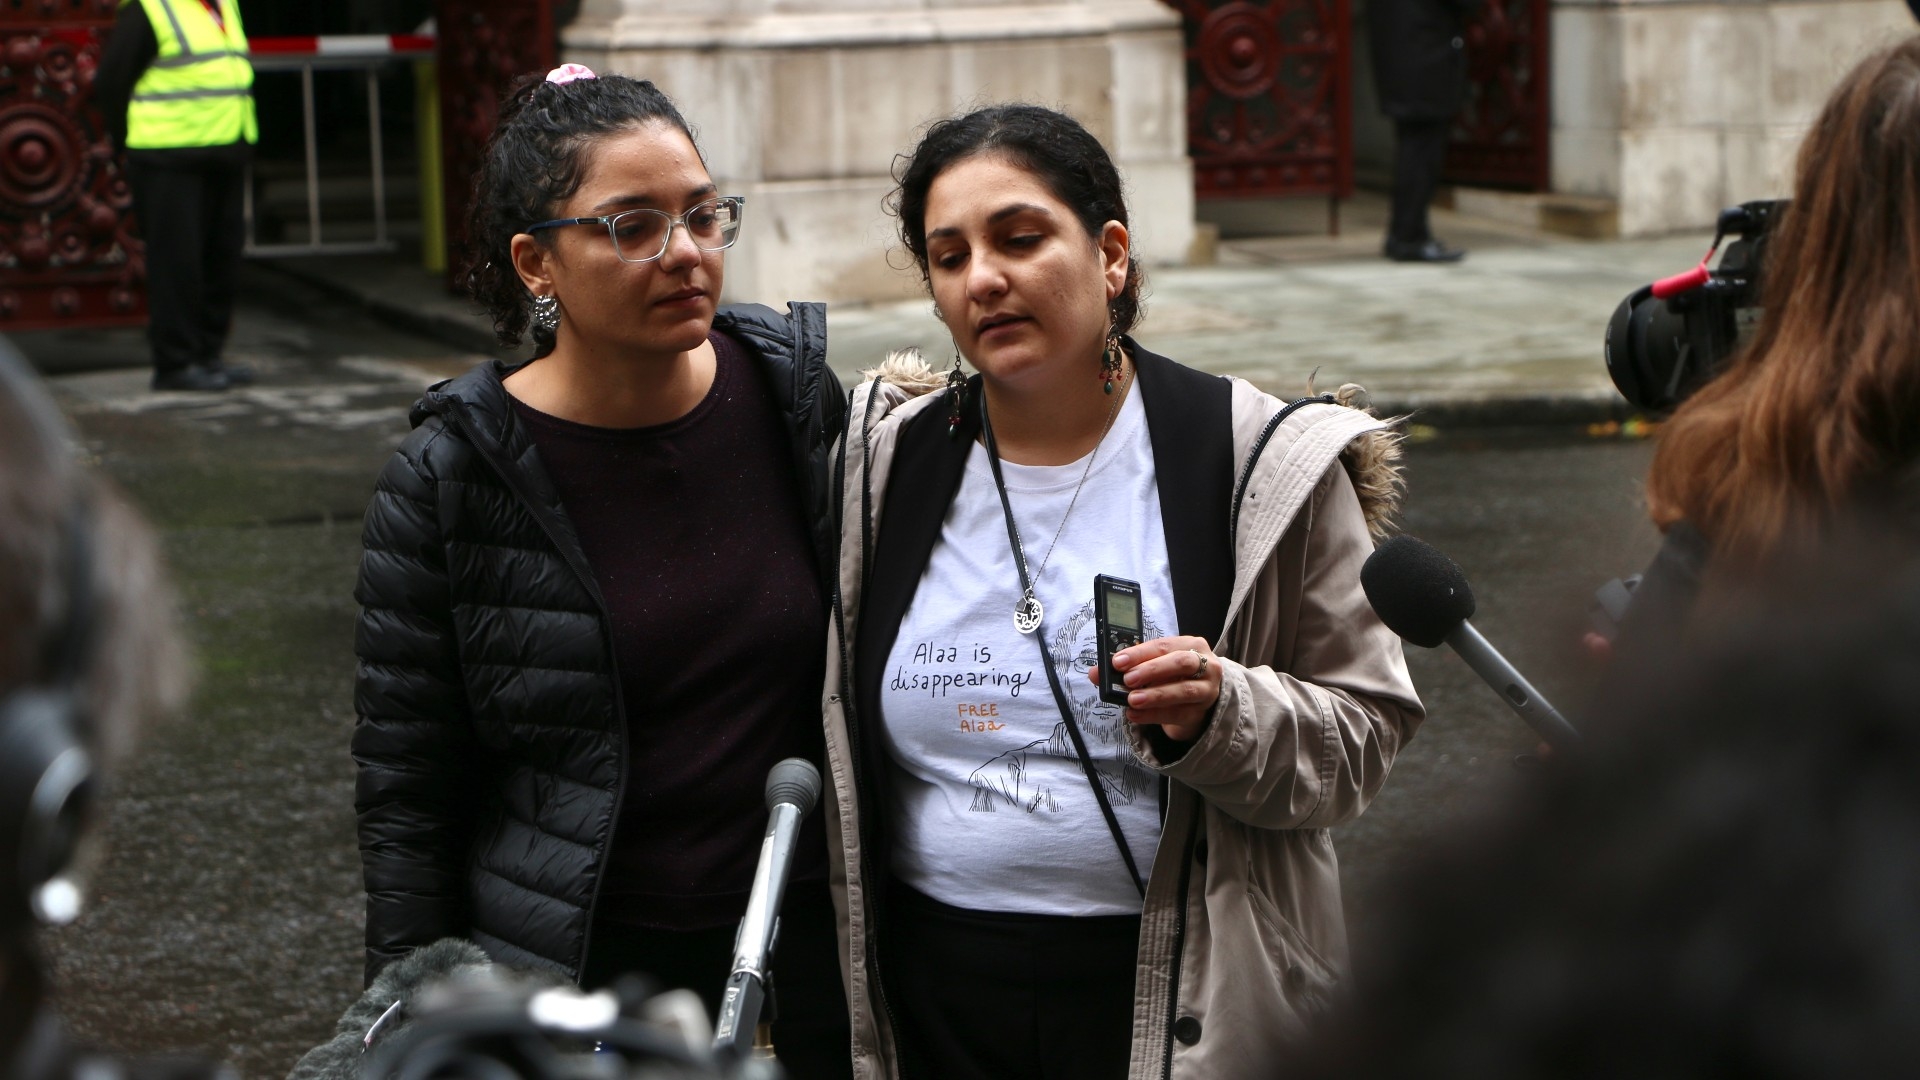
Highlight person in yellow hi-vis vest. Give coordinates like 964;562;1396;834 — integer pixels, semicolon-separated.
94;0;257;392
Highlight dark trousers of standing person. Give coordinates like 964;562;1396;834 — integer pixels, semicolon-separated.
881;878;1140;1080
126;142;248;383
1386;118;1452;250
582;880;853;1080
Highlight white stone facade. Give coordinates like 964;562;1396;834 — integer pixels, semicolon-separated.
556;0;1920;287
1553;0;1915;235
562;1;1194;306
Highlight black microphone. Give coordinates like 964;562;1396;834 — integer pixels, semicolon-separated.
1361;535;1582;753
713;757;822;1056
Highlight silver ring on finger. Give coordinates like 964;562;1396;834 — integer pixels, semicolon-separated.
1189;648;1209;680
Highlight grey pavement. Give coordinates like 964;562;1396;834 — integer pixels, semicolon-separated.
257;191;1717;425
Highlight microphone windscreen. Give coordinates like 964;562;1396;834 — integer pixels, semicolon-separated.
1361;534;1477;648
765;757;822;816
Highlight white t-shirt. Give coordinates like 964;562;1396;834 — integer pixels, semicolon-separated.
878;388;1172;915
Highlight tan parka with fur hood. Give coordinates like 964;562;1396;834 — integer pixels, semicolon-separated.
821;342;1423;1079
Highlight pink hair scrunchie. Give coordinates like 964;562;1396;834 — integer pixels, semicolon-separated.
546;63;596;86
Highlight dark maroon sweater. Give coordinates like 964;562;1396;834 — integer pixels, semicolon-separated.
511;332;828;930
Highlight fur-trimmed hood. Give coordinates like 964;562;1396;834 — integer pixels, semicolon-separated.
1322;381;1405;540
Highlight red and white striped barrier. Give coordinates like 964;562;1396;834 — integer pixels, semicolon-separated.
247;34;435;60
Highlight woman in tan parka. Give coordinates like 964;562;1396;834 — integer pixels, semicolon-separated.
820;104;1423;1079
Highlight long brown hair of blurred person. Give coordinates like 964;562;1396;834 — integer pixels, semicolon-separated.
1646;34;1920;568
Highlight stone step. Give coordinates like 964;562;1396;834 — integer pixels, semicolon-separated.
1448;187;1620;241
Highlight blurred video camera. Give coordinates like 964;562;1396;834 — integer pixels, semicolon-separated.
1605;200;1787;413
361;970;780;1080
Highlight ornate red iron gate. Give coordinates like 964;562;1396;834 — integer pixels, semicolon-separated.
1444;0;1551;191
1;0;144;331
1168;0;1354;208
433;0;556;283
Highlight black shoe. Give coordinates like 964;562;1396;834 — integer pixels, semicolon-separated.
208;361;255;386
151;364;232;392
1384;239;1467;263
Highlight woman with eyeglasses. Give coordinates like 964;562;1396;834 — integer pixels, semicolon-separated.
350;68;850;1077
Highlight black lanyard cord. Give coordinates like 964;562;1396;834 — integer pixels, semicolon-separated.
979;397;1147;898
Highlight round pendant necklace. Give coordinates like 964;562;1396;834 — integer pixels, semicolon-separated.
979;359;1132;635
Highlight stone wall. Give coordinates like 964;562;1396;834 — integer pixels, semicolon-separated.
1554;0;1914;236
562;1;1193;306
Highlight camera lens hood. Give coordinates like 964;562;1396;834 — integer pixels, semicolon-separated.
1605;285;1657;412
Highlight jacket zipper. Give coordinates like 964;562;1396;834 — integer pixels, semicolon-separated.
1229;394;1333;542
856;383;883;603
1162;394;1330;1074
440;402;629;982
827;386;860;709
832;384;908;1070
1160;813;1200;1079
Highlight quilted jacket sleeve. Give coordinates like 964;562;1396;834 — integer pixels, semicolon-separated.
352;425;479;985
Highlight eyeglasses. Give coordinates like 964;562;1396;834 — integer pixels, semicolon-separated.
526;196;745;264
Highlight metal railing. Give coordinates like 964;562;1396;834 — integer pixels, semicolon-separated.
243;35;435;256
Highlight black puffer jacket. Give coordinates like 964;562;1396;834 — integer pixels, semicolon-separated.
351;302;843;985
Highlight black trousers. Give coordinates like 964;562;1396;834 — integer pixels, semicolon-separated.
583;880;852;1080
1386;118;1452;247
883;880;1140;1080
126;143;249;377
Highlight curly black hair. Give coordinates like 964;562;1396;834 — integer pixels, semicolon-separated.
462;72;698;353
888;103;1145;338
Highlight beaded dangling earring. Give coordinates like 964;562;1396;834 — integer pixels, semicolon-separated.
946;346;967;439
1099;326;1123;394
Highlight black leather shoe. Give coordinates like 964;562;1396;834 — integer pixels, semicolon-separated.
1384;239;1467;263
208;362;255;386
151;364;232;392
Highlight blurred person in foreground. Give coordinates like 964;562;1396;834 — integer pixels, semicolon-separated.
0;341;199;1076
1624;34;1920;645
1301;522;1920;1078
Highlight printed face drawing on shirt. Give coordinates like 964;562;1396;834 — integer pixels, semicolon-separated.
967;600;1164;814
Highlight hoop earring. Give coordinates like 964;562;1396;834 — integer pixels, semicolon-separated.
1100;323;1123;394
946;345;967;440
531;293;560;334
